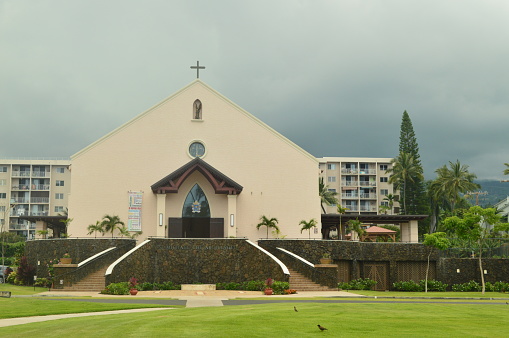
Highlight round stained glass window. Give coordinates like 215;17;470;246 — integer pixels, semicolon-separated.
189;142;205;158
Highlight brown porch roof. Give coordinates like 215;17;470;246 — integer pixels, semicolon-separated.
151;158;243;195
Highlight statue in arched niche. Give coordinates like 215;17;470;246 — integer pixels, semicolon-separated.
193;99;202;119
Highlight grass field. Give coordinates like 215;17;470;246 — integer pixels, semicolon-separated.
0;298;175;319
0;283;49;295
0;300;507;337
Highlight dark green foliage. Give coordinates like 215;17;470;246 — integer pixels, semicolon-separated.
101;282;130;295
397;111;429;232
216;282;241;290
392;280;448;292
16;256;35;286
485;281;509;292
241;280;266;291
34;278;52;288
338;278;377;290
393;280;422;292
451;280;482;292
271;281;290;295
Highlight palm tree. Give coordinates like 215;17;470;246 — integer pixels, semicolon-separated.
347;219;365;241
504;163;509;175
386;152;423;214
336;205;349;240
319;177;338;214
432;160;480;213
101;215;125;238
299;218;317;239
383;194;396;214
256;216;279;239
87;221;104;238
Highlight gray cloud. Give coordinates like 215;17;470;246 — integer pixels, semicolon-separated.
1;0;508;180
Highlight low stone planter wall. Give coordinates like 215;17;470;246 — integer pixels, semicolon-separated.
25;238;136;278
105;238;289;285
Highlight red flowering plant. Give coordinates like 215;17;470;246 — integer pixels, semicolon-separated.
129;277;138;290
265;278;273;290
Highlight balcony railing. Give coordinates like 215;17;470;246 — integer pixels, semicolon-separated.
11;198;29;203
32;171;49;177
11;171;31;178
12;185;30;190
360;206;378;212
345;206;359;212
28;211;49;216
359;169;376;175
341;194;359;199
9;224;29;230
360;193;377;199
359;181;377;187
341;181;358;187
341;169;358;174
32;185;50;190
31;197;49;203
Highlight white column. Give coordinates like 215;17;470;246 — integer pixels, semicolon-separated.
227;195;237;238
400;220;419;243
156;194;166;237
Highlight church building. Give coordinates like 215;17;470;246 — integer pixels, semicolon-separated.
68;80;321;241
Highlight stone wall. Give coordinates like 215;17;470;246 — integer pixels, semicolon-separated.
105;238;288;285
260;239;509;289
25;238;136;278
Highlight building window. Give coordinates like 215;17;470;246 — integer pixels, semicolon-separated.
380;177;388;183
328;176;336;183
327;164;336;170
380;164;388;171
56;167;65;173
328;189;336;192
0;179;5;186
0;206;5;212
56;180;64;186
55;193;64;199
54;206;64;213
381;201;389;207
0;193;6;199
0;167;7;172
380;189;389;196
193;99;202;119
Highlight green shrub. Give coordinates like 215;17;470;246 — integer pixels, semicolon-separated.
101;282;130;295
393;280;422;292
34;278;52;288
242;280;265;291
138;282;154;291
338;278;377;290
452;280;482;292
160;281;181;290
217;282;241;290
420;279;448;292
6;271;17;284
271;281;289;295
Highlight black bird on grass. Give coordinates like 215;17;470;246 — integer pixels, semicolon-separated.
294;306;298;312
317;325;328;331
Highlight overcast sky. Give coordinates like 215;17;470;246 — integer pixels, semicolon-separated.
1;1;508;180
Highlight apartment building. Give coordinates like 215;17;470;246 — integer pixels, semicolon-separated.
0;158;71;239
318;157;399;215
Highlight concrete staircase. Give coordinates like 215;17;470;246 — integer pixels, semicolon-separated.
288;268;337;291
54;267;107;292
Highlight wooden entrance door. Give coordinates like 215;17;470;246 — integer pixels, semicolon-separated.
363;262;389;291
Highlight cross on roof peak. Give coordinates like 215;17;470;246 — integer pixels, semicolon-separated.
190;61;205;79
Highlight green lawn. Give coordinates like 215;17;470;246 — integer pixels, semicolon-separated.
0;283;49;295
344;290;509;298
0;298;175;319
0;302;507;337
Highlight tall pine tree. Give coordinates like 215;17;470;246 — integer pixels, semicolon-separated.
398;111;429;234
